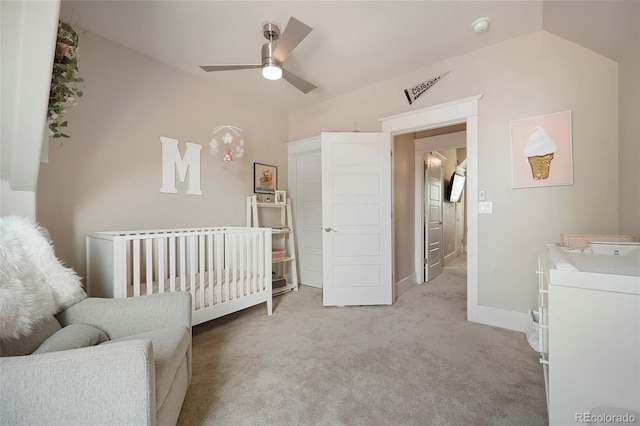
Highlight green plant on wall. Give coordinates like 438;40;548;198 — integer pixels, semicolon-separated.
48;21;83;139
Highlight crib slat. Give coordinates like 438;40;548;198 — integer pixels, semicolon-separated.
179;236;186;292
207;234;214;308
125;240;132;294
216;233;223;305
169;236;176;292
259;231;265;292
133;239;141;297
111;237;127;298
146;239;153;295
228;233;234;300
267;230;272;295
237;232;243;297
263;230;270;293
232;233;238;299
189;235;196;311
243;232;249;295
198;234;205;311
249;232;254;294
157;238;165;294
253;232;258;293
258;230;272;291
224;234;230;301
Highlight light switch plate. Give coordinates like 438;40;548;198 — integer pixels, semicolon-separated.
479;201;493;214
479;190;485;201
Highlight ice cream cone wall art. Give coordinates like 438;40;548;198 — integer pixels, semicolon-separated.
511;110;573;188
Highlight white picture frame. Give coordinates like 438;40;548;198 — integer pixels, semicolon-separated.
510;110;573;188
275;190;286;205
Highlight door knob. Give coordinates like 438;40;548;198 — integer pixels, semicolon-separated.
324;227;337;233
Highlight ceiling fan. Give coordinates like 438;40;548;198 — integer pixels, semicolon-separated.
200;17;317;94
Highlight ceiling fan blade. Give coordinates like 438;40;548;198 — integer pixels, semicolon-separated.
200;65;261;72
282;68;317;94
272;17;312;63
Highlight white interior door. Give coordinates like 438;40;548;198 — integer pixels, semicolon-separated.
296;151;323;288
425;153;443;281
321;132;392;306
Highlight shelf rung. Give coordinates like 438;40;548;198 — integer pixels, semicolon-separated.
273;283;296;296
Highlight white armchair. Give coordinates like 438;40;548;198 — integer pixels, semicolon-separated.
0;215;191;425
0;292;192;426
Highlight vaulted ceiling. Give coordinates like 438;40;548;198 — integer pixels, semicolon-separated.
60;1;639;113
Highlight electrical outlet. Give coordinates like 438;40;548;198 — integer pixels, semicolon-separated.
479;201;493;214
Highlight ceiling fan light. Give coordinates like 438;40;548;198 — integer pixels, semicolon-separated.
262;64;282;80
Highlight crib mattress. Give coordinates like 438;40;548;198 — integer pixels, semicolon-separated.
128;271;267;310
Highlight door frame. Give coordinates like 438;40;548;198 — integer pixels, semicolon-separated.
380;95;481;323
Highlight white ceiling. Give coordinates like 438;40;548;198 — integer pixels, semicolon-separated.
59;1;638;113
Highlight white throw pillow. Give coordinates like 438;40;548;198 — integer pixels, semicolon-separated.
0;216;86;340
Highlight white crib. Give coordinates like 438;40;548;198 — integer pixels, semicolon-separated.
86;227;272;325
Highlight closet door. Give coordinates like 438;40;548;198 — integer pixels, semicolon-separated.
296;151;323;288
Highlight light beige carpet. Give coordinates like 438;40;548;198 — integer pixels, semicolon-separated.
177;256;548;425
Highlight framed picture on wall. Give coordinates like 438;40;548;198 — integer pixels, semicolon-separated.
511;110;573;188
254;162;277;194
275;190;286;204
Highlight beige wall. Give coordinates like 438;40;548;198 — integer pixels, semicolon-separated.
37;30;289;280
618;17;640;237
392;133;415;284
542;1;639;239
289;31;620;314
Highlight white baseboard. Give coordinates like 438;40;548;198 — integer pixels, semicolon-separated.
394;273;416;298
443;251;461;266
472;305;530;333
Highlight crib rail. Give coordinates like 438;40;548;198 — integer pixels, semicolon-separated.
86;227;272;314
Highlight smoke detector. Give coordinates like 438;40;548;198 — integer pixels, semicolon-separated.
472;17;491;33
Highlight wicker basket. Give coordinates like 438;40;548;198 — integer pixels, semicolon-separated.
560;233;636;249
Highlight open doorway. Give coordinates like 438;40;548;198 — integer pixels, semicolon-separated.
381;95;481;323
391;125;466;287
416;125;467;282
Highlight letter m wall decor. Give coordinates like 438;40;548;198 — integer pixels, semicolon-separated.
160;136;203;195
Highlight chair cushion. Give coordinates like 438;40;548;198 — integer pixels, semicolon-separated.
105;325;190;408
0;316;61;357
32;324;109;354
